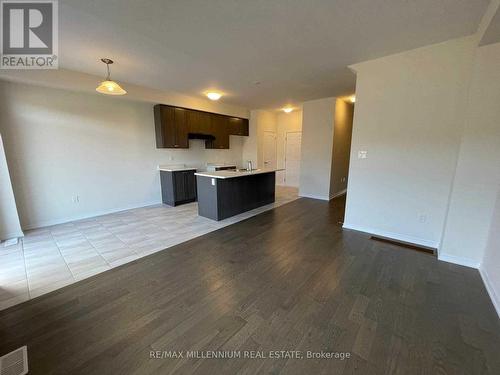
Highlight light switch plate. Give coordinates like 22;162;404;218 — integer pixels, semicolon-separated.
358;151;367;159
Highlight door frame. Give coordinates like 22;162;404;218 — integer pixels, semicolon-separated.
284;131;302;187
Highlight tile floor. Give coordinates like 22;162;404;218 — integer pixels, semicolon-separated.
0;186;299;311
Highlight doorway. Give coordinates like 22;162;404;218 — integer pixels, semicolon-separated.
284;132;302;187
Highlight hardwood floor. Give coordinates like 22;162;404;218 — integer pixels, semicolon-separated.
1;197;499;374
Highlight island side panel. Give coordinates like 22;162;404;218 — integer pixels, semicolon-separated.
196;176;219;220
160;171;175;206
216;172;276;220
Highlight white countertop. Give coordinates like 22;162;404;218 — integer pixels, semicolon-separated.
158;165;197;172
195;168;284;179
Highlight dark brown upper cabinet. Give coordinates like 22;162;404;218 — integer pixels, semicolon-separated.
154;105;188;148
228;117;249;136
186;109;211;135
154;104;248;149
206;115;230;149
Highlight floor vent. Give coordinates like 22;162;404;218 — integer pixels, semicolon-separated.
0;346;28;375
370;236;436;255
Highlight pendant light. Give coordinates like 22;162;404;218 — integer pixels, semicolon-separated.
96;58;127;95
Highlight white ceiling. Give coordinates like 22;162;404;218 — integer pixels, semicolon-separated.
56;0;489;109
480;5;500;45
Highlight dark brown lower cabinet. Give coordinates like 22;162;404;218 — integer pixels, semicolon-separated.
160;170;197;206
196;172;276;221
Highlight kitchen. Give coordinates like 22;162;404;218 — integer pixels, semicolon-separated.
155;103;288;220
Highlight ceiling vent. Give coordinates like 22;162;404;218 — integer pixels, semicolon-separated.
0;346;28;375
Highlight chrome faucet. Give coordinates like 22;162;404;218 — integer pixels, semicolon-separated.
247;160;253;171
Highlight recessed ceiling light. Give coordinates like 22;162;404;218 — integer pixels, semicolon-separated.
206;92;222;101
283;107;293;113
96;58;127;96
350;95;356;103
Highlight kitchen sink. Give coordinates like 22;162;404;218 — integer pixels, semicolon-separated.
234;168;261;172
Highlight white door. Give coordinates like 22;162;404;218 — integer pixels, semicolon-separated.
285;132;302;187
263;131;277;169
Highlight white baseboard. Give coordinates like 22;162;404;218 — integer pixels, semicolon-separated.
330;189;347;200
437;253;481;269
1;237;20;247
22;200;161;230
479;266;500;319
298;193;330;201
0;231;24;242
342;223;439;249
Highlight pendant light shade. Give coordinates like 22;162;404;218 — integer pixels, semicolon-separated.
96;80;127;95
96;58;127;95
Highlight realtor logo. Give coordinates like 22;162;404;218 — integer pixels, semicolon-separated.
1;0;58;69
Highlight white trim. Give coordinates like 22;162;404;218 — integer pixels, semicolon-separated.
330;189;347;200
479;266;500;319
0;230;24;241
437;253;481;269
22;200;161;230
299;193;330;201
342;223;439;249
2;237;19;247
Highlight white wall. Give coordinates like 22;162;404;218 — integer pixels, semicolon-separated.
242;111;259;168
276;110;302;185
344;37;476;248
481;188;500;317
440;42;500;267
0;80;246;229
0;134;23;240
299;98;335;200
476;42;500;318
242;110;277;170
256;110;278;169
330;99;354;197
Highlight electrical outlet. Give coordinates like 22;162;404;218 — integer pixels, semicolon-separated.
72;195;80;204
418;214;427;223
358;150;367;159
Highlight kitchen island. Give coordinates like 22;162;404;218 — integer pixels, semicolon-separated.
195;168;283;220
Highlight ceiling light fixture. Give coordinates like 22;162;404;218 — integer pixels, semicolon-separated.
283;107;293;113
96;58;127;96
350;95;356;103
206;92;222;101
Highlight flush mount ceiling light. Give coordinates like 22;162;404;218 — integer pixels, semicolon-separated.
206;92;222;101
282;107;293;113
96;58;127;96
350;95;356;103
